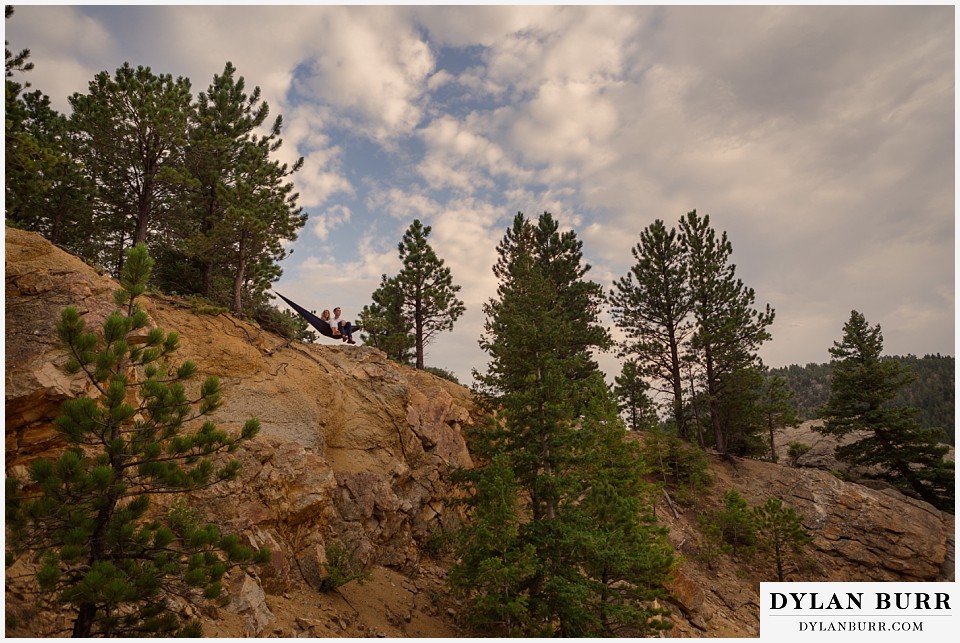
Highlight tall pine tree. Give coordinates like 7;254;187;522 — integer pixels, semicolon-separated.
454;212;673;636
176;61;275;298
679;210;774;454
816;311;954;511
393;219;465;369
219;123;305;314
610;219;693;438
177;61;307;316
68;64;193;274
5;8;94;256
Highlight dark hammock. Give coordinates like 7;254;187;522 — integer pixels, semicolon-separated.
274;292;336;339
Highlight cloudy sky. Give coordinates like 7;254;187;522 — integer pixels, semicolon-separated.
6;4;954;386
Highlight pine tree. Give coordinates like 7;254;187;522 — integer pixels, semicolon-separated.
5;9;94;256
220;122;306;314
679;210;774;454
5;244;267;637
358;275;415;363
5;7;33;78
159;61;271;298
454;212;673;636
760;373;800;463
610;219;694;439
393;220;465;369
613;360;660;431
578;385;674;636
712;366;767;457
753;498;811;581
448;455;539;635
708;490;758;558
816;311;954;511
179;61;304;312
6;88;95;252
68;63;193;273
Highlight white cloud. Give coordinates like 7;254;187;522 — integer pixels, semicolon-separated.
290;7;436;142
506;80;620;182
9;5;116;111
312;205;352;242
366;188;440;221
416;114;534;194
411;5;548;49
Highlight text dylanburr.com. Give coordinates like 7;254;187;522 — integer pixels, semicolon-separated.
760;582;955;639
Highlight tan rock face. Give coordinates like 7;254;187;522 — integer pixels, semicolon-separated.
4;227;477;630
717;457;953;582
656;451;955;637
5;229;116;464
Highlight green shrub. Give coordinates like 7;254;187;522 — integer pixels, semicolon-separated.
754;498;812;581
642;430;712;505
252;301;317;342
185;296;229;316
786;442;811;467
319;542;371;591
426;525;456;558
423;366;460;385
700;490;758;558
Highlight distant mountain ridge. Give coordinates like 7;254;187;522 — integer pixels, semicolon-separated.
769;355;955;444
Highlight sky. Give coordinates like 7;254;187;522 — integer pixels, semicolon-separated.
4;3;955;388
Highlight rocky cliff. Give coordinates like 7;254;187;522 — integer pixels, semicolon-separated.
4;227;955;637
5;227;474;636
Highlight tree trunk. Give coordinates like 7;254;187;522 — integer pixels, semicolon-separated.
73;486;120;637
72;603;97;638
201;186;218;296
202;261;214;296
599;568;610;634
232;231;248;314
774;539;784;582
133;174;153;245
668;331;687;439
49;192;65;245
113;232;128;277
687;369;706;449
768;419;777;463
414;295;424;369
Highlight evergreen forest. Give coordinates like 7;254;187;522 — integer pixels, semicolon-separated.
769;355;955;445
5;13;311;340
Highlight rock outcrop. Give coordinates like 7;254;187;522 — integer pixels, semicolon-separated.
5;227;954;638
658;452;954;637
5;227;475;636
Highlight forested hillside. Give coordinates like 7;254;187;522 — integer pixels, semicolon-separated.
769;354;955;444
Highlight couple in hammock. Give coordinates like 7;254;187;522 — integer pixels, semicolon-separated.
320;307;356;344
274;293;359;345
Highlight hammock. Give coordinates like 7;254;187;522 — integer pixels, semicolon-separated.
274;292;336;339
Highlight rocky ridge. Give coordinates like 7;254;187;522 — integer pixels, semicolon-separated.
5;227;471;636
4;227;955;637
